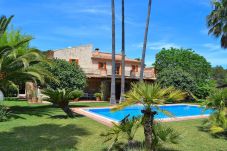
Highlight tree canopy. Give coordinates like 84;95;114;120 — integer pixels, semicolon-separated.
42;59;87;90
157;68;197;95
212;66;227;87
154;48;212;83
155;48;213;99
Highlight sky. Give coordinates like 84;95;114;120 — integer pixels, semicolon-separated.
1;0;226;67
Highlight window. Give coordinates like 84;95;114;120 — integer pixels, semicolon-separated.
98;62;106;69
116;63;121;75
132;65;138;72
69;59;79;64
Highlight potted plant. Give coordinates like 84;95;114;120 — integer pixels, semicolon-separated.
72;90;84;102
94;92;102;101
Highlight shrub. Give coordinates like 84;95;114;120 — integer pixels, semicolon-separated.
42;89;79;118
196;81;216;99
42;59;87;90
212;66;227;87
94;93;102;98
2;85;18;97
157;68;197;96
0;105;10;122
154;48;214;99
71;90;84;99
203;88;227;135
154;48;212;83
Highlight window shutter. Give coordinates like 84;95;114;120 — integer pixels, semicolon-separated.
136;65;138;72
76;59;79;64
104;63;107;69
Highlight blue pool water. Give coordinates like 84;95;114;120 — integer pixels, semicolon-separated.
86;105;213;122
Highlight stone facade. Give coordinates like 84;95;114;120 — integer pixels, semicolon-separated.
50;44;156;100
51;44;156;79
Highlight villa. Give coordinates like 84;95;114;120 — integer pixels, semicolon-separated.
47;44;156;100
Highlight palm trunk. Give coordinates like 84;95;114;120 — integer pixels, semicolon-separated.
59;102;75;118
140;0;152;82
120;0;125;103
142;109;157;151
110;0;116;105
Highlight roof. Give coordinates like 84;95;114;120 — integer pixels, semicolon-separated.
92;51;141;63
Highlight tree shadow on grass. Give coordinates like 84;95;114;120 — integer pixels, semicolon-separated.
8;105;55;118
7;104;85;120
50;114;84;119
0;124;90;151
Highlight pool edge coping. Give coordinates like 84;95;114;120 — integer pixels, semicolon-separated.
71;104;209;127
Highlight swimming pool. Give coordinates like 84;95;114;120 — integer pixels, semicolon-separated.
85;104;213;123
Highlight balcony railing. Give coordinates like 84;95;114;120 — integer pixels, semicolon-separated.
81;68;155;79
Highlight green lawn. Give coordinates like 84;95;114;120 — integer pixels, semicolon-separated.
0;100;226;151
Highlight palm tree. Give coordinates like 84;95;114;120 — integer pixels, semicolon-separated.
113;82;186;150
203;88;227;134
140;0;152;81
101;115;141;151
110;0;116;105
42;89;80;117
0;16;55;98
207;0;227;48
0;15;13;37
120;0;125;103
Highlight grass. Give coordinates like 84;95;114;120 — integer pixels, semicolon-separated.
0;100;227;151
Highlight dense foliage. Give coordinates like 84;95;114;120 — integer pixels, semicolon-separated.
42;89;81;117
157;68;197;96
203;88;227;135
212;66;227;87
42;59;86;90
155;48;213;98
0;16;54;96
0;104;10;122
207;0;227;48
154;48;211;83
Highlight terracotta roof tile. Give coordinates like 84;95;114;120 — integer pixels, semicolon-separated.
92;51;141;63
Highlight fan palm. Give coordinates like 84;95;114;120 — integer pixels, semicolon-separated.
42;89;80;117
203;88;227;134
101;115;141;151
113;82;186;150
207;0;227;48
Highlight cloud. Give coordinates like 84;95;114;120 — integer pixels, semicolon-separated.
134;41;180;50
202;43;220;51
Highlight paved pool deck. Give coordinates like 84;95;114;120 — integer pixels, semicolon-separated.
72;104;210;127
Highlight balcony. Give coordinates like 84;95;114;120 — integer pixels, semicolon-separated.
81;67;156;79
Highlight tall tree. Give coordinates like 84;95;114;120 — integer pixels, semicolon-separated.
110;0;116;105
140;0;152;81
207;0;227;48
120;0;125;103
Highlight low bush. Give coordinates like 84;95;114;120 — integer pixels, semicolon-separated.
0;105;10;122
71;90;84;99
